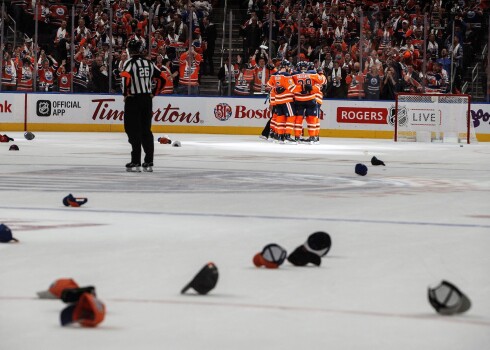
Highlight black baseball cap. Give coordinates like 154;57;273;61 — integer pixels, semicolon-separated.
287;232;332;266
181;263;218;295
428;280;471;315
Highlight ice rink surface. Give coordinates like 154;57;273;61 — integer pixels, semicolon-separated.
1;132;489;350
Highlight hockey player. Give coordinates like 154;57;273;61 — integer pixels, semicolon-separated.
311;66;327;143
292;61;324;144
266;60;296;143
260;78;276;140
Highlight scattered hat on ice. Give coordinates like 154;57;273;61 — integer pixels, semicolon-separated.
37;278;79;299
181;262;218;295
172;141;181;147
60;292;106;327
428;280;471;315
253;243;287;268
371;156;385;166
158;136;172;144
0;134;14;142
287;231;331;266
63;194;88;207
0;223;19;243
355;163;368;176
24;131;35;140
9;144;19;151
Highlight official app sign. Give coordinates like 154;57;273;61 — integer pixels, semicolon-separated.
37;100;51;117
36;100;82;117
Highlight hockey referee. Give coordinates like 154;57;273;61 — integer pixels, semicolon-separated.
120;39;166;172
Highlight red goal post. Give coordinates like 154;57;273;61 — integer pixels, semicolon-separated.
394;93;475;144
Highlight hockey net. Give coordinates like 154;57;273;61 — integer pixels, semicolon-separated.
394;93;477;144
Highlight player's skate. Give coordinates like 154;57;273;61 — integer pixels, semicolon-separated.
284;135;297;144
313;136;320;144
142;162;153;172
300;136;315;145
126;162;141;172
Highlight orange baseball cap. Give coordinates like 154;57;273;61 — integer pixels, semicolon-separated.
37;278;79;299
61;293;106;327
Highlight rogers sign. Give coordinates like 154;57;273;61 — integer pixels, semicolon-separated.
337;107;388;124
91;98;201;124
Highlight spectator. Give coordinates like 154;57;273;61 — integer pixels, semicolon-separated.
234;56;254;96
54;20;70;63
364;65;382;100
37;52;58;92
381;65;400;100
158;58;176;95
171;13;189;43
328;59;348;99
437;48;452;76
90;55;110;93
1;52;17;91
402;64;422;92
74;19;92;45
17;56;34;91
177;43;202;95
427;33;439;60
200;16;217;76
73;57;90;93
252;55;275;94
447;36;463;69
129;0;147;21
347;62;365;99
218;55;239;96
56;60;72;93
240;13;262;61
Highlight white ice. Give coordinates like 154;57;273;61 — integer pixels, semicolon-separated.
1;132;489;350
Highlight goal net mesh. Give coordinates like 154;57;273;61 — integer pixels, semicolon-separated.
395;94;477;144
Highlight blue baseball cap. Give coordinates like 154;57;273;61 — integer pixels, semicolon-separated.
355;163;368;176
0;224;19;243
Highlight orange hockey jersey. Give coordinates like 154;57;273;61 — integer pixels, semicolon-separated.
179;52;202;86
292;72;323;102
267;73;296;104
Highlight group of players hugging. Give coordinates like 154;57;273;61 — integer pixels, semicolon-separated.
262;59;326;145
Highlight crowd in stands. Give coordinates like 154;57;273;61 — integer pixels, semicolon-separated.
223;0;488;99
1;0;218;94
1;0;488;99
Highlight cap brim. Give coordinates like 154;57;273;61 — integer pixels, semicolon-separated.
180;281;193;294
254;253;279;269
60;304;77;326
37;290;57;299
458;293;471;313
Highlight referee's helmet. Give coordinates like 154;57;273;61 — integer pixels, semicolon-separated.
127;39;143;55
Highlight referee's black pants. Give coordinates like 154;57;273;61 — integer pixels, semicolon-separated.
124;94;154;164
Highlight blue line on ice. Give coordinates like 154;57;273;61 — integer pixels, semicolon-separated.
1;206;489;229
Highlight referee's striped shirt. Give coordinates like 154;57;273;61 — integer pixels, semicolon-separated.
121;57;165;96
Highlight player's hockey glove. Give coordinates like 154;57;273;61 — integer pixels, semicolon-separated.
275;86;286;94
304;84;313;93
